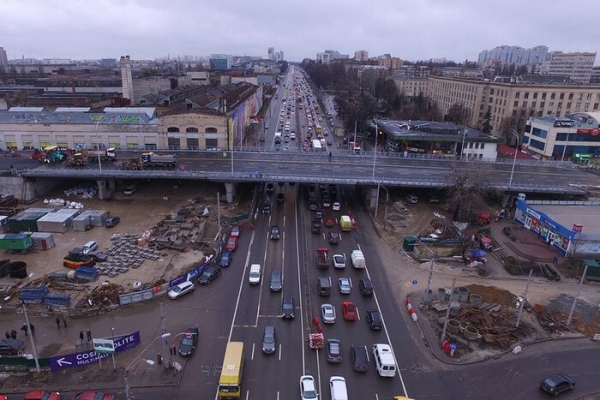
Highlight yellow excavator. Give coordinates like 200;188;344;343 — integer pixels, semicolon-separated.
67;152;86;167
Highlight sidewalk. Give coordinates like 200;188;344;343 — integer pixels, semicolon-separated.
0;309;184;396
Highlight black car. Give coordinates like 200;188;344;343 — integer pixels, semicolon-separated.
105;216;120;228
262;202;272;214
270;225;281;240
178;327;199;357
540;373;575;396
266;183;274;193
314;209;324;220
281;296;295;319
219;250;232;268
0;338;25;355
262;325;277;355
198;266;221;285
366;309;383;330
311;220;322;234
350;344;369;372
359;279;374;296
276;193;285;204
269;270;283;292
326;339;342;363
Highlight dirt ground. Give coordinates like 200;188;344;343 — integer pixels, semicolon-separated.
0;179;249;313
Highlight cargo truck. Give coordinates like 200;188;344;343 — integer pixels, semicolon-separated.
316;247;330;269
140;152;177;167
87;148;116;162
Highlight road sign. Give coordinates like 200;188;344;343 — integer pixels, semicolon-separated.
93;338;115;354
50;331;140;371
412;279;418;285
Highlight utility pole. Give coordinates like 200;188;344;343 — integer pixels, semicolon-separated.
22;302;40;372
160;301;169;369
440;279;456;343
516;269;533;327
567;263;588;326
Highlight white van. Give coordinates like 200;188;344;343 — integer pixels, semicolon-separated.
350;250;365;269
82;240;98;254
373;343;397;377
329;376;348;400
249;264;261;285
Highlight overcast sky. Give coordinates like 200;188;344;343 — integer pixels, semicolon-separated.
2;0;599;64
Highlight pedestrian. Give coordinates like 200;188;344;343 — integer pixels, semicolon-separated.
328;151;332;161
29;324;35;337
553;255;559;265
5;331;9;339
86;329;92;342
55;317;61;329
546;237;551;246
79;330;84;342
61;315;67;328
10;329;16;339
171;343;176;356
21;323;28;337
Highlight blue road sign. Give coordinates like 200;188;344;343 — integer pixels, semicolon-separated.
412;280;418;285
50;331;141;371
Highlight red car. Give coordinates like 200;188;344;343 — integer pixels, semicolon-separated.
71;392;115;400
225;235;239;251
324;217;335;227
342;301;358;321
25;391;61;400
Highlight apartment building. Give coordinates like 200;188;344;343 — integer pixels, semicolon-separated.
542;51;597;83
392;77;429;97
427;76;600;136
354;50;369;62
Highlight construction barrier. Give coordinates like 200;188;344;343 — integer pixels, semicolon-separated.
405;297;418;322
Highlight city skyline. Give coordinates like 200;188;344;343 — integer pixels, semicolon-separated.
1;0;599;64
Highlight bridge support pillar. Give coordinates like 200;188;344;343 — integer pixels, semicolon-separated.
224;182;235;203
97;180;107;200
369;187;378;209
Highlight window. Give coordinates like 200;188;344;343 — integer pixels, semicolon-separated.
531;127;548;139
524;92;529;99
480;143;485;150
551;93;556;100
568;93;573;100
515;92;520;99
559;93;565;100
186;127;198;133
566;103;571;109
540;102;545;108
514;101;519;107
205;127;218;133
533;93;538;99
542;93;547;100
167;127;180;132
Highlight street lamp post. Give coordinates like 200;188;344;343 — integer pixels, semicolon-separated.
21;302;40;372
372;119;378;180
561;132;570;162
95;119;102;173
460;126;467;161
508;129;519;188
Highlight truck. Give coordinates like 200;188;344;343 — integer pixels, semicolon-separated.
351;249;366;269
87;147;116;162
316;247;330;269
340;215;353;232
140;152;177;168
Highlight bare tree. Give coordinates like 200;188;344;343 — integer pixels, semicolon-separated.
444;162;499;221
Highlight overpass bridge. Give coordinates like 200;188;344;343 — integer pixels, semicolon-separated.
10;150;597;201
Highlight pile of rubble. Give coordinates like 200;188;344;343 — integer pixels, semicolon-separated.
62;182;98;198
43;198;84;208
147;206;211;252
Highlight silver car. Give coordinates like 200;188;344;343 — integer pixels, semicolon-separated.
338;277;351;295
262;325;277;355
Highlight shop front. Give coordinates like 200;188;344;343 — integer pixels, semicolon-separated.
514;200;576;256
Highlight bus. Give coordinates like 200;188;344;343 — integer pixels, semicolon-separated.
312;139;323;151
218;341;245;398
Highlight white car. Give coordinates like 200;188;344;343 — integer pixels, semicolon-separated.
332;254;346;269
332;202;341;211
321;303;336;324
168;281;195;299
300;375;318;399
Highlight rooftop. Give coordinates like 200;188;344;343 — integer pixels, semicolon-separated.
377;119;499;143
532;204;600;235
